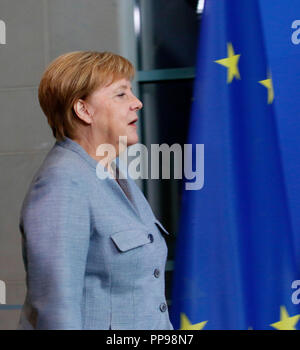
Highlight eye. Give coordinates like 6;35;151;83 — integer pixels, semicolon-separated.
117;93;126;98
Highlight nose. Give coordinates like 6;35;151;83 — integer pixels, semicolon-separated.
130;95;143;111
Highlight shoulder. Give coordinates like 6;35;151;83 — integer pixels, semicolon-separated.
22;144;91;210
34;143;90;186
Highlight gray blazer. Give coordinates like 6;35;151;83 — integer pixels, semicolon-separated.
17;137;174;330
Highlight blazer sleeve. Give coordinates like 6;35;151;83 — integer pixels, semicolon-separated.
20;170;91;329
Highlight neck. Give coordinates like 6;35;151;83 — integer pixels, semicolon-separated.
72;134;117;176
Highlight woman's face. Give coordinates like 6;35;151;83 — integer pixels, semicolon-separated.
85;77;143;152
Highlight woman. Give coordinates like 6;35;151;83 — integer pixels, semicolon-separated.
17;51;174;330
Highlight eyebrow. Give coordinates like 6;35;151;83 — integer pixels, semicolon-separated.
114;85;133;91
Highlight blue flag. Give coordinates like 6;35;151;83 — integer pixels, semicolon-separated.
170;0;300;330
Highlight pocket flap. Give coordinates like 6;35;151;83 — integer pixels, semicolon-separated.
110;229;151;252
154;219;171;235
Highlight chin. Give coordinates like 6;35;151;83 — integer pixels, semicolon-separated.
127;131;139;147
127;136;139;147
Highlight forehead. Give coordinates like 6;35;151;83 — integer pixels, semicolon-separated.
88;78;131;100
105;78;132;91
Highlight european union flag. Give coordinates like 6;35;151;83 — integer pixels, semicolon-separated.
170;0;300;330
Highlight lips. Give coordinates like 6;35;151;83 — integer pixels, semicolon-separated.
128;118;138;125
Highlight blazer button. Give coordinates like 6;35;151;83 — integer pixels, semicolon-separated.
148;233;154;243
154;268;160;278
159;302;167;312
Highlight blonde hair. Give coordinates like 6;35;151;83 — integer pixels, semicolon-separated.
38;51;135;141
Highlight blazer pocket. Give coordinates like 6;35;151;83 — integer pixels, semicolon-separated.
154;218;171;236
110;229;151;252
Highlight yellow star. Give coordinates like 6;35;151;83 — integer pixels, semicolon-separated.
214;42;241;83
259;73;274;104
180;313;207;330
270;306;300;330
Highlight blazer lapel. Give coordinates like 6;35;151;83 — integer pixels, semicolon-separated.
112;161;155;225
110;161;142;219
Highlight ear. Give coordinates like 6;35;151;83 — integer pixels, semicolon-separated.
73;99;93;124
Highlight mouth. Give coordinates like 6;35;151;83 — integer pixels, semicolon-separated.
128;118;138;126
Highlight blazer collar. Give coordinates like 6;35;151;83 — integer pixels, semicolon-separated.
56;137;152;223
56;137;99;169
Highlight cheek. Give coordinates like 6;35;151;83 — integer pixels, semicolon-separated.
112;109;129;127
94;104;112;127
95;103;129;133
